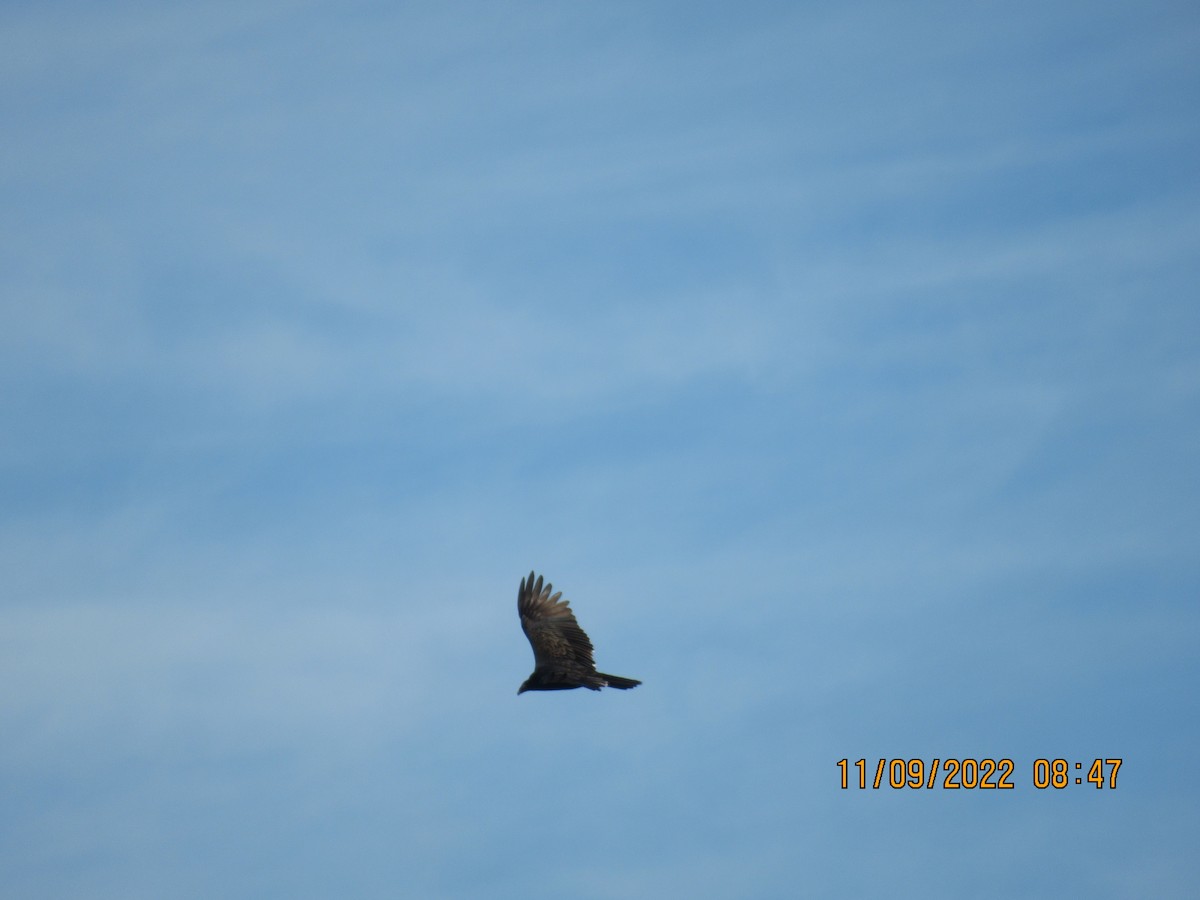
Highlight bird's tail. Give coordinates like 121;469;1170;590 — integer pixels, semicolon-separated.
600;673;641;690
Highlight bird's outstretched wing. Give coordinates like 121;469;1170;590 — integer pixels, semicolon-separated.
518;571;596;672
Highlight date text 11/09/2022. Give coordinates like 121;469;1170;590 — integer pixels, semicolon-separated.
836;758;1123;790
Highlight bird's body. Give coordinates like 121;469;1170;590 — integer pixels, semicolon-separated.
517;571;641;694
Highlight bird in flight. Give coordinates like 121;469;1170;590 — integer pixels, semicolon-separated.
516;571;641;694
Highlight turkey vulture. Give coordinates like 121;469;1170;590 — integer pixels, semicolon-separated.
517;571;641;694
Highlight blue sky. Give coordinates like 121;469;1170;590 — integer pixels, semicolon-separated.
2;1;1198;897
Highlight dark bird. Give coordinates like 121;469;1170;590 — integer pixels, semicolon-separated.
517;571;641;694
